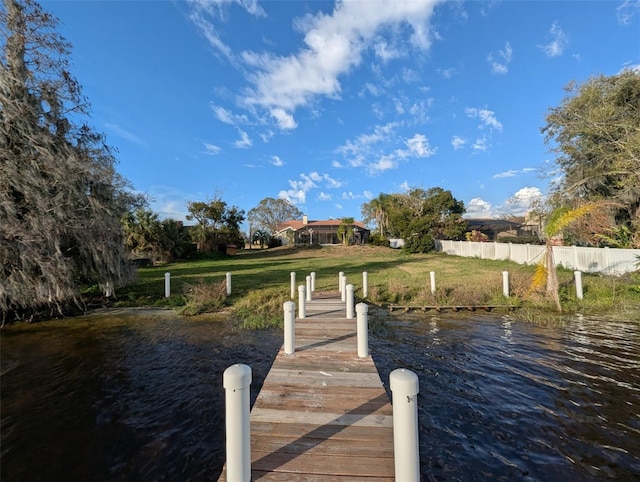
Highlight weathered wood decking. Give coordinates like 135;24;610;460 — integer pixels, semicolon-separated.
218;291;395;481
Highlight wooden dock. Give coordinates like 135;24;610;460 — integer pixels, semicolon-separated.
218;290;395;481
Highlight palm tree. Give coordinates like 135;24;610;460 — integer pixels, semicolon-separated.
531;203;600;311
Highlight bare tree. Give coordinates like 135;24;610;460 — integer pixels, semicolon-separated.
1;0;135;320
247;197;304;234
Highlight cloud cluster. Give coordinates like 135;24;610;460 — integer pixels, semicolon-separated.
278;172;344;205
487;41;513;74
539;22;568;58
190;0;440;130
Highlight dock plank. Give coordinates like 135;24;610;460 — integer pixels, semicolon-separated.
217;291;395;481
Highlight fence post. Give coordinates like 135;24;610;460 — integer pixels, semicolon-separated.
356;302;369;358
390;368;420;482
290;272;296;299
346;284;355;319
298;285;306;319
164;272;170;298
502;271;509;298
306;276;312;301
223;364;252;482
283;301;295;354
574;271;584;300
338;272;344;294
310;272;316;292
363;271;368;298
341;275;347;302
429;271;436;295
226;272;232;296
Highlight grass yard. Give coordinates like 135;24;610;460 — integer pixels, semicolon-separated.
118;245;640;327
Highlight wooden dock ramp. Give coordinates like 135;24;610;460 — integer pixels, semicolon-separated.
218;290;395;481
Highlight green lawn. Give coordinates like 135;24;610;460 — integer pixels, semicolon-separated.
119;245;640;326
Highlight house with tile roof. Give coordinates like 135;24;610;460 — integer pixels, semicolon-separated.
275;215;370;245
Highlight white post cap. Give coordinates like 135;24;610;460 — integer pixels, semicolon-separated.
223;364;252;390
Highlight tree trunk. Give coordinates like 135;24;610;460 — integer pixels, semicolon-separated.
545;242;562;312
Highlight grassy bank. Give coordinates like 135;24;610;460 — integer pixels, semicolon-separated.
117;245;640;327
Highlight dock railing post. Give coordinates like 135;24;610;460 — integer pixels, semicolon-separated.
502;271;509;298
390;368;420;482
223;364;252;482
298;285;306;319
341;275;347;302
290;272;296;299
574;271;584;300
164;272;170;298
356;302;369;358
429;271;436;295
346;284;355;319
283;301;295;354
306;276;312;301
338;272;344;294
363;271;368;298
226;272;232;296
311;272;316;292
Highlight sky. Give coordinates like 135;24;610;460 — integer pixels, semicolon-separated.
40;0;640;228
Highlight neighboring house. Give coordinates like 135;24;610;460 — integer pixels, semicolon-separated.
275;215;370;245
464;218;524;240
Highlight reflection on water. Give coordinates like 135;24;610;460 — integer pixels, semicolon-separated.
2;309;640;481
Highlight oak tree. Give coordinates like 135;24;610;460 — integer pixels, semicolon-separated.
1;0;136;320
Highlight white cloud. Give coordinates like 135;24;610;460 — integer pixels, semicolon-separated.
399;181;411;192
241;0;439;127
368;154;398;174
363;190;373;199
465;197;493;218
539;22;568;58
493;167;538;178
465;107;503;131
487;41;513;74
405;133;436;157
270;155;284;166
451;135;466;150
203;142;222;155
472;136;488;152
234;129;252;148
493;169;518;178
617;0;640;25
506;186;544;215
437;67;456;79
271;108;298;130
211;104;249;125
318;192;332;201
278;172;343;205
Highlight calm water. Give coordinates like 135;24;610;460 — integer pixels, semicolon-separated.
1;309;639;481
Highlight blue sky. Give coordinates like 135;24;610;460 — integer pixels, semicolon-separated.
42;0;640;227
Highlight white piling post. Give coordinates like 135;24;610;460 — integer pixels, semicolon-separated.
363;271;368;298
356;303;369;358
290;272;296;299
311;272;316;292
298;285;306;319
306;276;312;301
502;271;510;298
283;301;295;355
226;272;232;296
429;271;436;295
390;368;420;482
346;284;355;319
341;275;347;302
223;364;252;482
164;272;171;298
574;270;584;300
338;272;344;293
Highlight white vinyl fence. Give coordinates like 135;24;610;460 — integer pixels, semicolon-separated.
435;240;640;275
